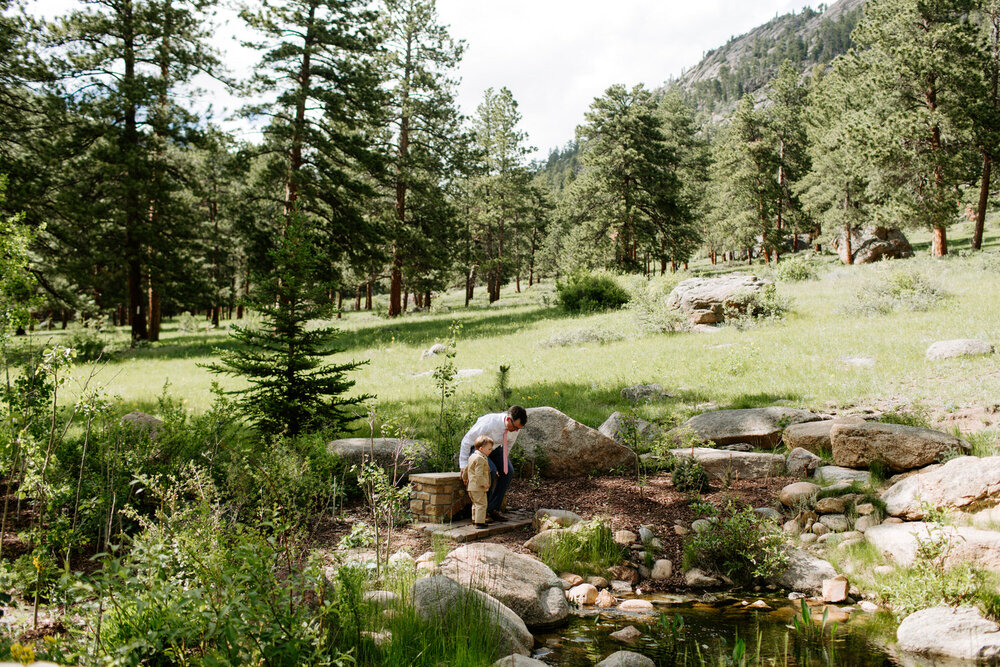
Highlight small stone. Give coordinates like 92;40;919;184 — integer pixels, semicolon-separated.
856;503;876;516
783;519;802;536
608;565;640;585
638;564;651;580
560;573;584;587
788;592;806;600
651;559;673;580
779;481;821;507
639;526;655;543
800;533;818;544
837;538;864;551
611;580;633;594
610;625;643;642
595;589;616;607
814;497;846;514
754;507;783;523
673;525;690;536
822;575;849;603
614;530;638;546
748;600;771;610
587;576;609;589
619;599;654;612
692;519;713;533
567;583;599;606
684;568;721;588
854;515;880;533
811;522;830;536
649;537;664;550
819;514;849;532
873;565;894;576
883;517;903;524
859;601;878;613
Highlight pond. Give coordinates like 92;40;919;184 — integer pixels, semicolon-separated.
532;593;899;666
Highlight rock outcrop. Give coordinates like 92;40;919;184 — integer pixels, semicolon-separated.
881;456;1000;519
679;407;822;449
833;225;913;264
518;407;634;478
438;543;569;630
896;606;1000;662
925;339;995;361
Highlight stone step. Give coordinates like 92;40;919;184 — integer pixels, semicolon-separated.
414;510;533;543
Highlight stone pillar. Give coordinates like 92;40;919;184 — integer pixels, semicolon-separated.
409;472;469;523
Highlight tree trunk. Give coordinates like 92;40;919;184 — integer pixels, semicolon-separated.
365;281;372;310
844;222;854;265
148;286;161;340
932;225;948;257
465;265;476;307
424;290;431;308
974;151;991;251
355;285;362;311
122;0;146;342
336;291;343;319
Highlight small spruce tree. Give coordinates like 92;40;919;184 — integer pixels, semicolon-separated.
206;216;370;437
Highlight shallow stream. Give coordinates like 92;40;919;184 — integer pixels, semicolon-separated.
532;593;899;666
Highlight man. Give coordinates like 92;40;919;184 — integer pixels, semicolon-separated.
459;405;528;521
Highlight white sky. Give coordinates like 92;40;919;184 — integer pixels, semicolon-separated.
28;0;810;160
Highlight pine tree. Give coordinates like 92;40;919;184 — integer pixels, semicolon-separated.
767;60;810;258
377;0;465;317
206;215;370;438
852;0;984;256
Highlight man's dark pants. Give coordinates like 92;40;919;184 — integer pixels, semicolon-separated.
487;446;513;512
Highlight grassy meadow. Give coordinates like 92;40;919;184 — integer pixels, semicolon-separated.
16;220;1000;442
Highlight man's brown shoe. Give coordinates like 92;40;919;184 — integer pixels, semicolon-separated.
487;510;507;522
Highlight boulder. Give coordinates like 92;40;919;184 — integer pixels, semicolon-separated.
926;339;995;361
567;583;598;606
782;417;864;455
679;407;822;449
865;522;1000;571
594;651;656;667
819;514;849;532
327;437;431;475
618;599;654;612
600;412;661;445
666;274;773;325
614;530;638;546
786;447;822;478
587;576;609;589
518;407;634;478
833;225;914;264
854;515;880;533
883;456;1000;519
754;507;783;523
532;509;583;532
596;590;617;607
896;606;1000;662
491;656;549;667
779;482;820;507
684;568;722;588
412;575;533;657
830;421;970;472
814;497;846;514
620;384;667;402
121;411;165;440
814;466;870;485
670;447;785;480
438;544;568;630
770;546;837;594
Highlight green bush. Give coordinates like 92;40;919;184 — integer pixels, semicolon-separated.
682;502;789;585
671;456;709;493
556;271;629;313
623;273;689;333
537;518;626;576
845;268;946;316
723;284;790;329
773;254;817;282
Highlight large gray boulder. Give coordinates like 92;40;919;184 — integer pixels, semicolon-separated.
769;546;837;594
833;225;913;264
327;437;431;476
412;575;532;657
782;417;865;455
926;339;995;361
599;412;661;445
865;522;1000;571
670;447;785;480
594;651;656;667
666;274;773;325
882;456;1000;519
438;543;569;630
830;421;969;472
518;407;634;478
897;606;1000;662
679;407;822;449
122;411;165;440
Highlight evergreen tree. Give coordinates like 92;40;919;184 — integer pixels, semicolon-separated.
768;60;811;257
971;0;1000;250
206;215;370;438
377;0;465;316
852;0;984;256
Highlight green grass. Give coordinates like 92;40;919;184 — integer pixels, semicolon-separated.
10;221;1000;444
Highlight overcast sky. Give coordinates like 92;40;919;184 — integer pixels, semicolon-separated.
28;0;812;160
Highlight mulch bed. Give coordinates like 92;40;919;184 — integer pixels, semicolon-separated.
320;472;795;591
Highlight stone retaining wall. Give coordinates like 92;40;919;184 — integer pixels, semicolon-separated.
409;472;468;523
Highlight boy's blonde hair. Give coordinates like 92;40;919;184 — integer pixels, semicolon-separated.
474;435;494;450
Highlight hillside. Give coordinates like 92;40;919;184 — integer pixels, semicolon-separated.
665;0;864;113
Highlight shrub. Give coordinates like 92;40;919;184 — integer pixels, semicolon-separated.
556;271;629;313
845;268;946;316
671;456;709;493
541;326;625;348
537;518;626;576
723;284;790;329
774;254;818;282
682;502;789;585
878;404;932;428
622;273;688;333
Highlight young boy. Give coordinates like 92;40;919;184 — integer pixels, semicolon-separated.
465;435;494;528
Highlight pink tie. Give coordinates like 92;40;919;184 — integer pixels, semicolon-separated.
502;427;509;474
